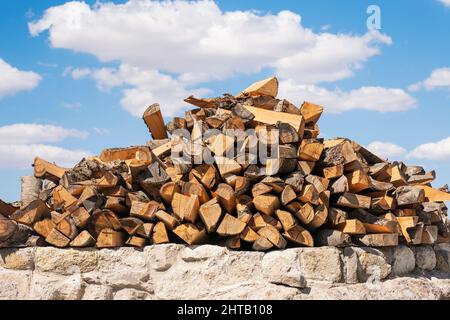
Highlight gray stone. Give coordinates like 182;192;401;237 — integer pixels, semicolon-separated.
261;249;305;288
145;244;184;271
343;247;359;284
391;245;415;276
0;270;31;300
354;247;391;282
97;247;146;273
0;247;35;270
414;246;436;270
299;247;342;283
113;288;153;300
435;244;450;272
29;273;83;300
35;247;97;275
82;284;113;300
181;245;228;262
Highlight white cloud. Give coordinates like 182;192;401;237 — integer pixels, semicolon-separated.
0;124;88;145
409;67;450;92
408;136;450;160
0;59;41;100
29;0;400;116
279;80;417;113
366;141;407;160
0;144;91;169
0;124;91;169
439;0;450;8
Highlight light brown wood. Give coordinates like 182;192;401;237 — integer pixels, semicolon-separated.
253;194;280;216
181;181;210;204
309;204;328;229
415;185;450;202
281;185;297;206
130;200;161;222
323;165;344;179
252;183;273;198
315;229;349;247
214;184;236;214
397;216;419;243
69;230;95;247
173;223;206;245
135;223;154;239
238;76;279;98
57;217;78;240
53;186;77;210
126;236;148;247
171;193;200;223
335;193;371;209
249;213;282;231
0;219;18;243
421;225;438;245
234;176;251;196
294;203;315;225
257;226;287;249
300;101;323;124
298;161;315;176
390;165;408;187
328;207;347;226
216;214;247;236
143;103;168;140
96;228;126;248
297;139;324;162
154;210;179;230
34;218;56;238
119;217;143;235
330;175;349;194
45;228;70;248
105;197;128;215
214;156;242;178
240;226;260;242
206;133;234;156
336;219;366;235
244;105;304;134
10;200;50;226
252;236;274;251
199;198;223;233
283;225;314;247
159;182;181;204
347;170;372;193
89;210;122;237
354;233;398;247
275;210;296;231
297;184;319;205
152;222;169;244
99;146;152;163
33;157;67;182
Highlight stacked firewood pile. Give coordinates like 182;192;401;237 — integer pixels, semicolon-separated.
1;77;450;250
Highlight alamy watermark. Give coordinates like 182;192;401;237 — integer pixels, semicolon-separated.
367;5;381;30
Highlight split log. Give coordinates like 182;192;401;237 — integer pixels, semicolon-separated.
33;219;56;238
126;236;148;248
249;213;282;231
70;230;95;247
347;170;372;193
305;175;329;193
298;161;315;176
408;171;436;185
33;157;67;182
335;193;371;209
283;225;314;247
323;165;344;179
415;185;450;202
308;204;328;229
119;217;144;235
96;228;126;248
277;122;299;144
0;219;17;242
215;156;242;178
130;200;161;222
293;202;315;225
234;176;251;196
53;186;78;210
143;103;168;140
89;210;122;237
353;234;399;247
297;184;319;205
328;207;347;226
330;175;349;194
397;216;419;243
135;223;154;239
240;226;260;242
225;235;241;250
285;172;304;192
155;210;179;230
275;210;296;231
214;184;236;214
253;194;280;216
21;176;42;208
390;165;408;187
336;219;366;235
252;236;274;251
191;165;218;190
315;229;350;247
171;193;200;223
173;223;206;245
68;205;91;229
422;225;438;245
281;185;297;206
238;76;279;98
199;198;223;233
371;195;396;213
216;214;247;236
244;105;304;134
105;197;128;215
152;222;169;244
181;182;210;204
297;140;324;162
300;102;323;124
321;140;358;166
45;228;70;248
0;200;17;218
257;226;286;249
99;146;152;164
261;177;285;194
396;186;425;206
10;200;50;226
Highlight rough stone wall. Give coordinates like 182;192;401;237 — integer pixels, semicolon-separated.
2;244;450;300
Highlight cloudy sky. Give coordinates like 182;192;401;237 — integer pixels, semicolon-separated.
0;0;450;201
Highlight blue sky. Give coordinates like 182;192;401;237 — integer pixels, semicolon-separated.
0;0;450;202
